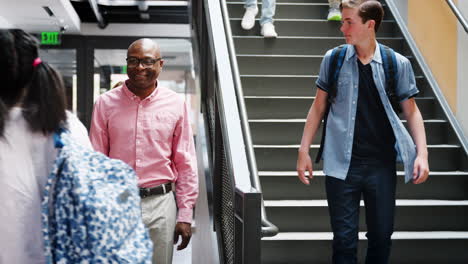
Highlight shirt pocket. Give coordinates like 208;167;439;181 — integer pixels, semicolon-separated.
336;73;351;103
149;113;176;143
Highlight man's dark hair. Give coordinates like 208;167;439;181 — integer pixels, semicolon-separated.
0;29;67;137
340;0;385;32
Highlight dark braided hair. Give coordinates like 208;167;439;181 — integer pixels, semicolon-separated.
0;29;67;137
0;30;19;135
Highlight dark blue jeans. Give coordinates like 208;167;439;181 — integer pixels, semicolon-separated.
325;159;397;264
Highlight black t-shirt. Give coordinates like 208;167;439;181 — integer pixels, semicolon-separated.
351;60;396;162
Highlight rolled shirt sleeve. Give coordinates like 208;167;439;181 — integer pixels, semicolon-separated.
316;49;333;93
395;54;419;102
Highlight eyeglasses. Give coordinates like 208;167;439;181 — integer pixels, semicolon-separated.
126;57;162;68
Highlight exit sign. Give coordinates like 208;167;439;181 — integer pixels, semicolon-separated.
41;32;61;45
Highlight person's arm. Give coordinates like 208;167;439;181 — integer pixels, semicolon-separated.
400;98;429;184
171;102;198;250
395;54;428;184
89;98;110;156
297;89;328;185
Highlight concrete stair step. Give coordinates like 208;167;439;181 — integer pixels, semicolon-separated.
240;75;433;97
254;144;464;171
227;2;393;20
262;232;468;263
249;119;453;145
233;36;404;55
264;199;468;232
244;96;441;119
236;54;422;76
230;19;399;37
259;171;468;200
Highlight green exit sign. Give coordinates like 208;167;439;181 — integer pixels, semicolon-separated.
41;32;61;45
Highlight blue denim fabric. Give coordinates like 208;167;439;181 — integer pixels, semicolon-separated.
326;159;397;264
316;43;419;183
245;0;276;25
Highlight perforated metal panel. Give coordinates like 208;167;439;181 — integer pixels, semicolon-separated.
219;142;235;264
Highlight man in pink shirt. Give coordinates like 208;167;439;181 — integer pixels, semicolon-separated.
89;38;198;264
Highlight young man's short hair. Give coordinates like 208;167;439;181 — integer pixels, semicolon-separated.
340;0;385;32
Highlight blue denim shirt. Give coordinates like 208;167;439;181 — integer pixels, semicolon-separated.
316;43;419;183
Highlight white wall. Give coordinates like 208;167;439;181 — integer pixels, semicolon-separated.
0;15;12;28
457;1;468;136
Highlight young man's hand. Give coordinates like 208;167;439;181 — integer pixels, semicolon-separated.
412;155;429;184
174;222;192;250
297;150;313;185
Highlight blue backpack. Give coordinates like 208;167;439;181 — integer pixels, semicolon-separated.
41;129;153;263
315;44;400;163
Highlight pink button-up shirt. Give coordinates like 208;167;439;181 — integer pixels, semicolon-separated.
89;82;198;223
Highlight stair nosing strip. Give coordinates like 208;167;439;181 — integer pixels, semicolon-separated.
238;54;324;58
258;170;468;176
249;119;447;123
233;36;404;40
253;144;460;148
245;96;315;99
226;1;328;4
239;75;424;78
244;96;434;99
230;18;396;22
263;231;468;241
237;54;414;58
264;199;468;207
240;74;318;77
227;1;388;5
228;2;331;5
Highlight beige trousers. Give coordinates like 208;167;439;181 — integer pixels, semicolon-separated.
141;191;177;264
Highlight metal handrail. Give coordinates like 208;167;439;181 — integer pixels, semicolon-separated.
446;0;468;33
386;0;468;156
219;0;278;237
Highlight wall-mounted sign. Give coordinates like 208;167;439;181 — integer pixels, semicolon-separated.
41;32;61;45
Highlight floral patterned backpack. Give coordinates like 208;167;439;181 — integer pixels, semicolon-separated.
41;129;152;263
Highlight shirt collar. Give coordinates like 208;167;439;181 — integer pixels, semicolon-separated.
345;41;382;64
122;80;159;102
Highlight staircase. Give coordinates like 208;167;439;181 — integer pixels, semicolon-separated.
227;0;468;263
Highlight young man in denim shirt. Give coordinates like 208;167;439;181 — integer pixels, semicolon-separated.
296;0;429;263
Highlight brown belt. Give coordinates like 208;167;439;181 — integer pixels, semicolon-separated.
139;183;172;198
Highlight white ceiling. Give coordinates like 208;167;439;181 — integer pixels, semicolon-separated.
0;0;81;33
0;0;192;75
0;0;190;37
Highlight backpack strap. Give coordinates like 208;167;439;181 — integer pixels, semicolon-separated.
379;43;401;113
315;45;348;164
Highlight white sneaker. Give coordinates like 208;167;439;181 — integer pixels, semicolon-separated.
327;8;342;21
261;22;278;38
241;6;258;30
